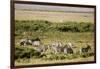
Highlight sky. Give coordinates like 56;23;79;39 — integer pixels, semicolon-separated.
15;3;94;13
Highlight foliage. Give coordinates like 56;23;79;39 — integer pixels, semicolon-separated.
15;20;94;64
15;46;94;63
15;20;94;36
15;46;41;59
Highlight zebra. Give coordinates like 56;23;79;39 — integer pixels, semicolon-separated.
20;38;32;46
34;45;49;53
80;44;91;54
63;43;74;54
20;37;41;46
51;42;74;54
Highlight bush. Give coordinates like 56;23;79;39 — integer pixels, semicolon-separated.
15;20;94;35
57;22;94;32
15;20;51;34
15;46;94;60
80;52;94;58
42;53;78;60
15;46;41;59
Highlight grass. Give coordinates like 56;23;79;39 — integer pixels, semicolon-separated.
15;56;94;65
15;31;95;65
15;46;94;65
14;9;95;65
15;20;94;38
15;10;94;23
15;32;94;45
14;19;95;65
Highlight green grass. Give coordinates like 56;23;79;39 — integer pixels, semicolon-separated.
15;56;94;65
14;6;95;65
15;46;94;65
15;32;94;65
15;20;94;39
15;32;94;45
15;20;95;66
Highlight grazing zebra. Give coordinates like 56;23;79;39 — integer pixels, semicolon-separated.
67;42;76;48
29;37;41;46
63;44;73;54
51;42;74;54
20;38;32;46
51;41;63;53
31;41;41;46
80;44;91;54
35;45;48;53
20;37;41;46
51;45;60;54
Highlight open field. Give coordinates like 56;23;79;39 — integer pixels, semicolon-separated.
15;20;94;46
15;10;94;23
15;9;95;65
15;21;95;65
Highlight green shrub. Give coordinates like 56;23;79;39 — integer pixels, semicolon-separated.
15;46;41;59
42;53;78;60
57;22;94;32
15;20;94;35
80;52;94;58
